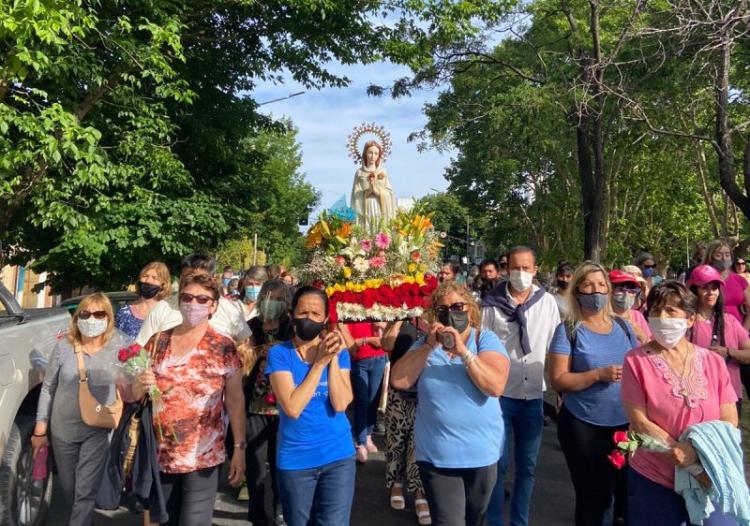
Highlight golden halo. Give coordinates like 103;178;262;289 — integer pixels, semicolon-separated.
346;122;392;165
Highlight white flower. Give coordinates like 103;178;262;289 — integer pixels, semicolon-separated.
352;256;370;274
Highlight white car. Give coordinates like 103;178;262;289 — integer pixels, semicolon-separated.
0;283;70;526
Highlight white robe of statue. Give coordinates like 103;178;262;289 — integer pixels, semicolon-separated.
350;142;396;230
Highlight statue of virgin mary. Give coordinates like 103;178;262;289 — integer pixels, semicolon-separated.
350;139;396;230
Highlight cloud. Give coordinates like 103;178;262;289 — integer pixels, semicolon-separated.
252;61;453;214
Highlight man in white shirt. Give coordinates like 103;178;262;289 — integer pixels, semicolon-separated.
482;246;560;526
135;254;251;346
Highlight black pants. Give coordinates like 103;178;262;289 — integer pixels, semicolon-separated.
417;461;497;526
246;414;281;525
557;405;628;526
159;466;219;526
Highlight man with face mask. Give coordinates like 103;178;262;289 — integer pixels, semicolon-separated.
481;246;561;526
135;254;252;346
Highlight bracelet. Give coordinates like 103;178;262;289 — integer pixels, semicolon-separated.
234;442;247;450
32;432;47;438
462;352;476;365
685;463;705;476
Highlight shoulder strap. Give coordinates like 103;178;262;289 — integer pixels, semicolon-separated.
148;330;163;360
612;316;638;347
73;344;88;383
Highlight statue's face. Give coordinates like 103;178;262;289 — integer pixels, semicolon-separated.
365;145;380;165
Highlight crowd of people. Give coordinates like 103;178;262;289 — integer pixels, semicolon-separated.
29;243;750;526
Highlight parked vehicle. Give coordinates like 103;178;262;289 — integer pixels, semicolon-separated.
60;290;137;315
0;283;70;526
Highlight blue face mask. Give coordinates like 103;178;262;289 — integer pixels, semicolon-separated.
577;292;609;313
245;285;261;301
642;267;656;278
222;278;232;287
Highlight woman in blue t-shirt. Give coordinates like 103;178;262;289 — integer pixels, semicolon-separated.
391;281;510;526
265;286;355;526
549;261;638;526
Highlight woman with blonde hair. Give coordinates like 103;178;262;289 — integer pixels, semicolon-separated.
549;262;638;526
391;282;510;526
32;293;125;525
116;261;171;340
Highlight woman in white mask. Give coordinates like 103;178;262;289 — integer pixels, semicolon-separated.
549;261;638;526
32;293;123;525
622;281;740;525
609;269;651;344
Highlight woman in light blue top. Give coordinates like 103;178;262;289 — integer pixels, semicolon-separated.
391;281;510;526
265;286;354;526
549;261;638;526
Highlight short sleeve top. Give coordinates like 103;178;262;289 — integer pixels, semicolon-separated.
265;341;354;470
549;320;637;427
115;304;144;340
150;327;240;474
621;345;737;489
690;314;749;400
722;272;748;324
413;329;509;468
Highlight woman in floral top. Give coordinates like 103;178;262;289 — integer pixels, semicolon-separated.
244;279;293;526
133;272;246;526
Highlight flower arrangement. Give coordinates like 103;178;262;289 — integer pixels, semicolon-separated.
300;207;442;322
607;430;670;470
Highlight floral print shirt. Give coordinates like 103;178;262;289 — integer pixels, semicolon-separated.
149;327;240;474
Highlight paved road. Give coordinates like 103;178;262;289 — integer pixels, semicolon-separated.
45;421;574;525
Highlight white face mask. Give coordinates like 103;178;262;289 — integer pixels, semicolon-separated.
509;270;534;292
648;317;688;349
77;318;108;338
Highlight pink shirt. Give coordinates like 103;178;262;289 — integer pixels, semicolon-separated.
621;345;736;489
690;314;748;400
628;309;652;342
722;272;748;324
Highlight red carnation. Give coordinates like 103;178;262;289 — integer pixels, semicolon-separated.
607;450;627;470
118;349;129;362
362;289;377;309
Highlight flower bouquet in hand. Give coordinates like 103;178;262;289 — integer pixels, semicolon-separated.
607;430;671;469
117;343;162;402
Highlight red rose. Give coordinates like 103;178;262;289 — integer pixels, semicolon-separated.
312;279;325;290
607;450;627;470
613;431;629;446
264;392;277;405
128;343;141;352
118;349;129;362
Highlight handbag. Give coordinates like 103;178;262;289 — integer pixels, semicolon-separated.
74;344;123;429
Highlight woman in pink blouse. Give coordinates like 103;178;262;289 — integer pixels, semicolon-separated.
687;265;750;416
621;281;738;525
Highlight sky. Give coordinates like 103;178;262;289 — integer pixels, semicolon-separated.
250;62;454;215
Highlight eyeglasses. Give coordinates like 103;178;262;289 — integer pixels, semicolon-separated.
79;310;107;320
613;286;640;294
737;261;746;266
435;302;467;314
180;293;214;304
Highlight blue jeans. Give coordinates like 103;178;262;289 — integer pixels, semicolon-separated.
351;355;387;445
488;397;544;526
277;456;356;526
629;468;738;526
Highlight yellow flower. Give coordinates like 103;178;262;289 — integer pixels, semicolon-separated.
343;267;352;279
419;263;428;272
407;263;417;273
415;274;425;286
325;286;334;297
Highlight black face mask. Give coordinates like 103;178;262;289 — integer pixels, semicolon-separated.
557;280;569;290
138;281;162;299
437;310;470;333
293;317;326;341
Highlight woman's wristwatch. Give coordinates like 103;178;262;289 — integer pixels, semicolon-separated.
234;442;247;450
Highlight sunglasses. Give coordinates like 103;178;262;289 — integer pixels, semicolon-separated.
79;310;107;320
613;285;640;294
643;264;656;269
435;302;466;314
498;262;507;268
737;261;746;266
180;293;214;304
